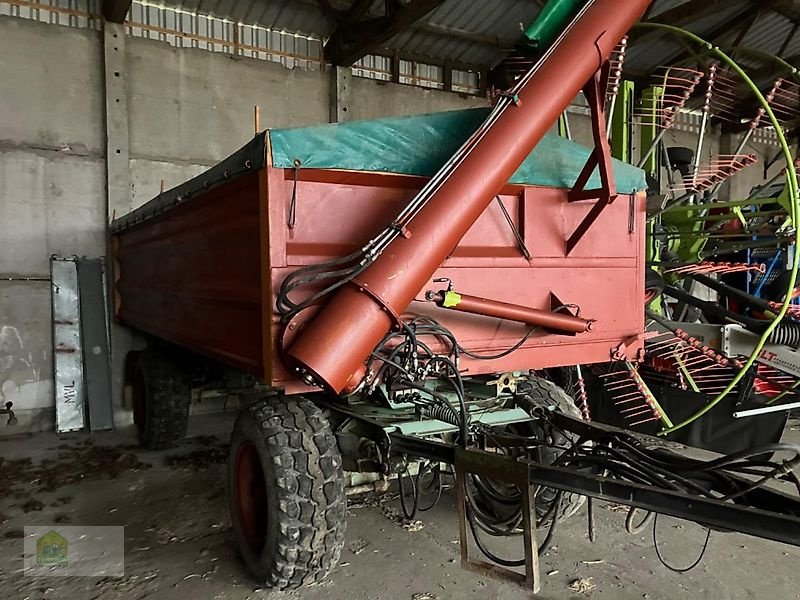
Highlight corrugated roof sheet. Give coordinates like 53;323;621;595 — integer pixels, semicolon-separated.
626;2;756;75
142;0;800;72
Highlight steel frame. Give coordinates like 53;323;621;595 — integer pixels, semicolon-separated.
566;60;619;255
374;410;800;592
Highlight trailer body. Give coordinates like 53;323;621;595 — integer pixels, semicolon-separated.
112;108;647;391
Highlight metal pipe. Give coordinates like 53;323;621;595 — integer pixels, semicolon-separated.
733;401;800;418
426;290;593;334
287;0;653;393
637;127;668;169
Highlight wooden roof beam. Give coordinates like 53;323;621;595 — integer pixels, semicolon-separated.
102;0;132;23
324;0;446;66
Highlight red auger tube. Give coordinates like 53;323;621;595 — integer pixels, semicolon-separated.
288;0;653;393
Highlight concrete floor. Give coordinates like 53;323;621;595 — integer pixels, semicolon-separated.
1;414;799;600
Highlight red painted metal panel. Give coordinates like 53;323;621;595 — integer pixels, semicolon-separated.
114;172;264;375
113;163;644;392
265;167;645;394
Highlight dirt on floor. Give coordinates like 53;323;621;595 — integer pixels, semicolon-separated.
1;414;799;600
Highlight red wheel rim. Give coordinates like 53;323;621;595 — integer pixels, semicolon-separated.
234;441;268;552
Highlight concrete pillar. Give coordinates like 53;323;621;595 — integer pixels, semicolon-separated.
102;22;136;425
330;66;352;123
103;22;131;220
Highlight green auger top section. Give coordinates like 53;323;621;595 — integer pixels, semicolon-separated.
519;0;588;55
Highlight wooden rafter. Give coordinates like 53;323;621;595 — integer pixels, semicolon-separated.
102;0;132;23
766;0;800;25
323;0;446;67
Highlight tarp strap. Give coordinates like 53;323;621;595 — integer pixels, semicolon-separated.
288;158;301;229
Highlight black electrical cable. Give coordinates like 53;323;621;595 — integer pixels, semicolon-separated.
456;327;539;360
652;513;711;573
625;507;653;535
465;503;525;567
396;381;462;426
425;355;469;445
472;474;522;504
418;463;443;512
287;161;300;229
277;262;369;320
465;488;562;567
368;352;414;379
398;462;423;520
720;456;800;501
398;461;444;520
466;475;524;533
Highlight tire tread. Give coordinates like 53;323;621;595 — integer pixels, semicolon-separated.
236;397;345;589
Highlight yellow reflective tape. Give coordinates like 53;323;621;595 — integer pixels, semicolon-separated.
442;291;462;308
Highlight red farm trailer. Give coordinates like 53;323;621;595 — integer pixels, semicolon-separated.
113;109;648;395
111;0;800;593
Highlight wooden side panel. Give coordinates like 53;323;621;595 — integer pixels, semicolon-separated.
114;172;264;375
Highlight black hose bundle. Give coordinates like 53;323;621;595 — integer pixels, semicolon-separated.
275;249;369;321
398;461;443;520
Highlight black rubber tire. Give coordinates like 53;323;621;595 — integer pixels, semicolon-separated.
126;349;190;450
514;377;586;525
667;146;694;177
228;397;346;590
645;268;665;304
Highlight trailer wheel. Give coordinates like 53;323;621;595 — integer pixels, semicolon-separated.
645;268;665;304
515;377;586;525
228;397;346;590
126;349;190;450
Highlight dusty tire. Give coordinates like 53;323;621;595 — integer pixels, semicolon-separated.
228;397;346;590
645;268;665;304
126;349;190;450
514;377;586;525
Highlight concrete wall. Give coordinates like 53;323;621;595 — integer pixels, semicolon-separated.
0;15;486;431
0;18;106;429
125;42;487;206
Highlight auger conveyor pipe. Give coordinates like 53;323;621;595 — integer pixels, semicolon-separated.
288;0;652;394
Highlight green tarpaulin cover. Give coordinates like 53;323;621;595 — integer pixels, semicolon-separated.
269;108;646;194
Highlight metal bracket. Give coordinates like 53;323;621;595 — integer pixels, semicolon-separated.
566;61;619;255
611;330;645;362
545;292;586;337
454;447;541;593
487;371;524;395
